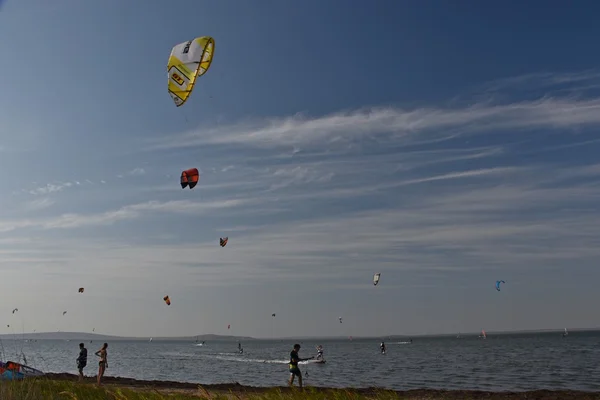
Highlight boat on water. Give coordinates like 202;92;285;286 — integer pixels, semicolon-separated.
0;361;44;381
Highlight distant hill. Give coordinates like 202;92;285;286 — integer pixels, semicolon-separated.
1;328;597;342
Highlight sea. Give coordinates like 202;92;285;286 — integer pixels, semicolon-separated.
1;331;599;392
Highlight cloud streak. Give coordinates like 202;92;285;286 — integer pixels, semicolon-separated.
29;182;73;195
147;96;600;151
0;199;250;233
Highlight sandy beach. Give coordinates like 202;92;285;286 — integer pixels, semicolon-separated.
41;373;600;399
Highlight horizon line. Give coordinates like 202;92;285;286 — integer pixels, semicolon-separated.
0;326;595;340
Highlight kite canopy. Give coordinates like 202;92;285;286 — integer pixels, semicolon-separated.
373;273;381;286
62;311;67;315
180;168;199;189
163;296;171;306
495;280;505;291
272;313;276;317
220;237;228;247
78;288;84;293
339;317;343;323
167;36;215;107
12;308;17;314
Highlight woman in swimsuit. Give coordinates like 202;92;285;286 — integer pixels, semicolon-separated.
95;343;108;386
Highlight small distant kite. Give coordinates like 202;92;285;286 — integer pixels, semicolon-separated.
373;273;381;286
63;311;67;315
12;308;18;314
339;317;343;324
163;296;171;306
220;237;228;247
272;313;276;317
6;325;9;328
180;168;199;189
495;280;505;291
78;288;84;293
227;324;230;330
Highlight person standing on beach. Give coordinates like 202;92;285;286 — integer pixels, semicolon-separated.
76;343;87;382
288;344;313;388
95;343;108;386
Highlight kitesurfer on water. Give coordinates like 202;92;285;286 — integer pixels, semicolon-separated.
380;341;386;354
238;342;243;354
288;344;313;388
77;343;87;382
316;345;324;361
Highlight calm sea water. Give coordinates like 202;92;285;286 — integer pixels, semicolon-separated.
1;332;599;391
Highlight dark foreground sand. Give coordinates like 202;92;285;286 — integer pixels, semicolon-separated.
44;373;600;399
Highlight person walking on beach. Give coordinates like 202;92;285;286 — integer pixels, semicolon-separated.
76;343;87;382
288;344;313;388
94;343;108;386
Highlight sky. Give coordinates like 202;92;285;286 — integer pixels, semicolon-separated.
1;0;600;338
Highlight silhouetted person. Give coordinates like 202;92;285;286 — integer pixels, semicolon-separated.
76;343;87;382
288;344;313;388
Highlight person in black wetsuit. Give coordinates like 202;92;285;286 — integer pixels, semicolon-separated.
76;343;87;382
380;341;386;354
288;344;313;388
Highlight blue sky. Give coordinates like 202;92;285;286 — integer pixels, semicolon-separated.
1;0;600;338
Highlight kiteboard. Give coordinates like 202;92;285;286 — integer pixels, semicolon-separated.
312;359;326;364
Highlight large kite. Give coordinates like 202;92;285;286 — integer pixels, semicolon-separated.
167;37;215;107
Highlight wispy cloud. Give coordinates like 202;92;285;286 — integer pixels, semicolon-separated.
29;182;73;195
146;96;600;151
269;165;335;190
24;197;55;211
128;167;146;176
477;70;600;94
0;199;250;233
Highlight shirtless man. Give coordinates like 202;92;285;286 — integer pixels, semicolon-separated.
288;344;313;388
95;343;108;386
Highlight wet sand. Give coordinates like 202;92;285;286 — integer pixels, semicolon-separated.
43;373;600;399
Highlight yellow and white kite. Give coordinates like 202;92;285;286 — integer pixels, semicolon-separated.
167;36;215;107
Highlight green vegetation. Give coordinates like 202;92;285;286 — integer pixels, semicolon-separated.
3;379;596;399
0;379;404;400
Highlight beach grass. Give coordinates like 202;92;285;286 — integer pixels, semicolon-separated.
0;379;402;400
1;377;598;399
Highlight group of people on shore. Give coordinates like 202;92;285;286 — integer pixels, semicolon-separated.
77;341;386;389
76;342;108;385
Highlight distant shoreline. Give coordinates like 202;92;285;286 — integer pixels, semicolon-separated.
1;328;599;341
42;373;600;399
